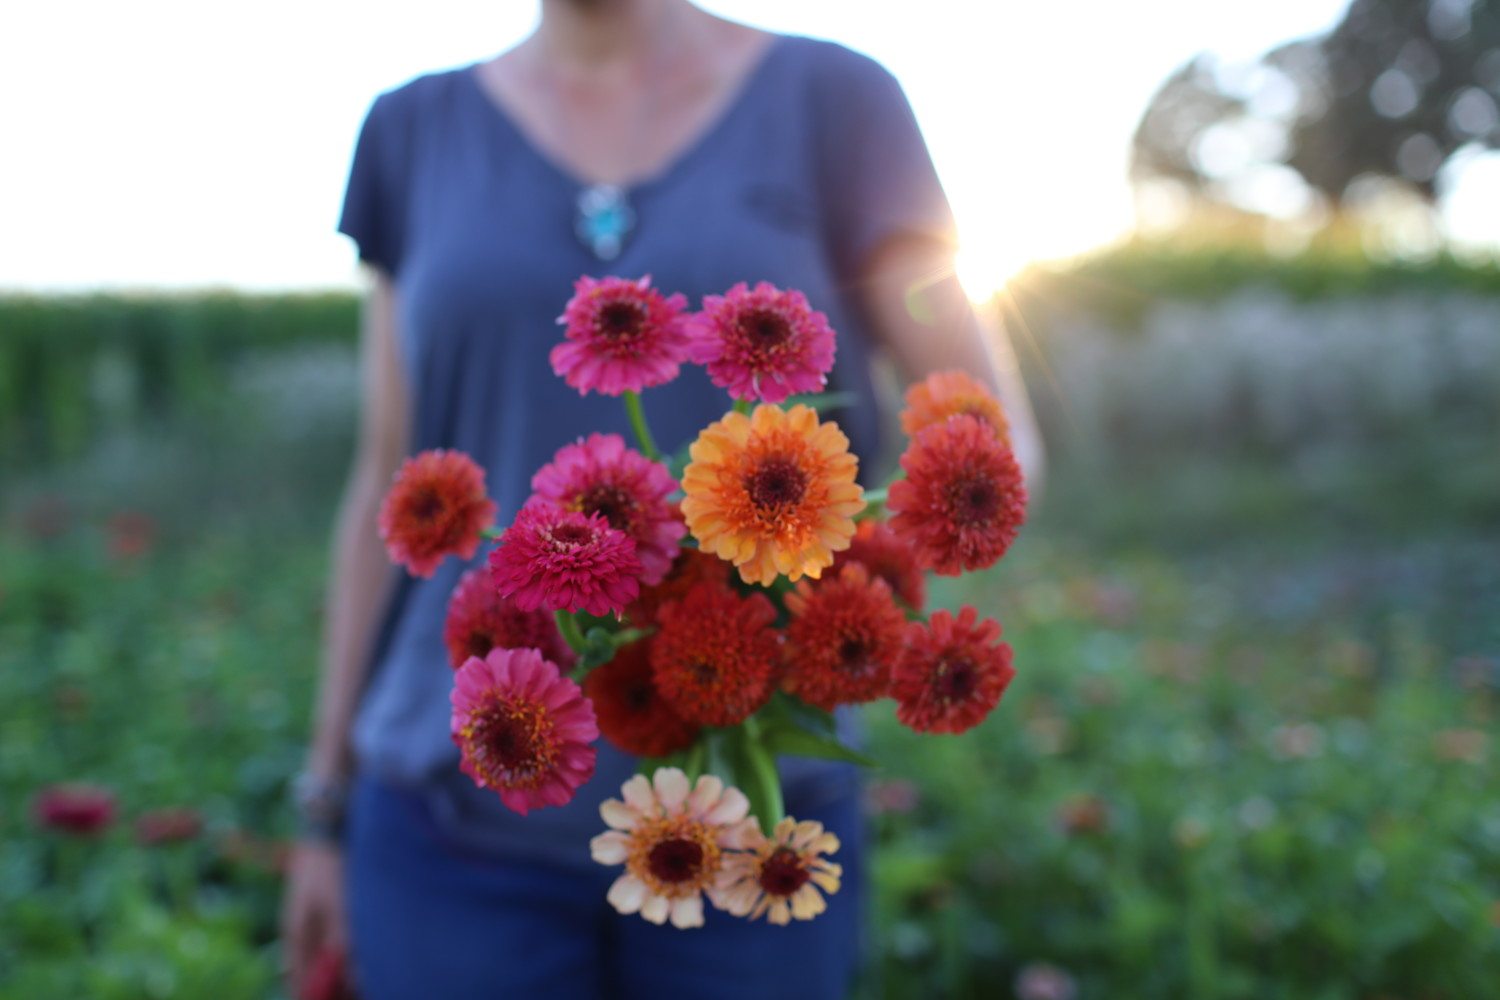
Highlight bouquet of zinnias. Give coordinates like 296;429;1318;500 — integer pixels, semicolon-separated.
378;275;1026;929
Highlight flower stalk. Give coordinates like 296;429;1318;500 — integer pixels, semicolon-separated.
622;391;661;461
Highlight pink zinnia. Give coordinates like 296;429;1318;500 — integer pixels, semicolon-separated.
488;500;643;615
450;647;599;815
688;281;837;404
531;433;686;586
443;566;576;671
551;275;694;396
34;784;116;835
379;449;498;578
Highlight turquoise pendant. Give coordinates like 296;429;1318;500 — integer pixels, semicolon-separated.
575;184;635;261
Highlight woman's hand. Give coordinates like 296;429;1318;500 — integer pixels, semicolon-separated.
281;840;348;997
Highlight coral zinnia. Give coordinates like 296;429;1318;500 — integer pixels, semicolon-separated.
625;547;730;627
651;583;780;726
531;433;685;586
900;369;1010;443
681;404;864;586
443;567;575;671
584;638;700;757
551;275;693;396
891;606;1015;735
590;768;755;928
488;500;643;616
888;414;1027;576
449;647;599;815
688;281;836;404
832;519;928;611
783;563;907;710
718;817;842;924
378;449;497;578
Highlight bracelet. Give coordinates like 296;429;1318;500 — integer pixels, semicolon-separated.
291;771;349;842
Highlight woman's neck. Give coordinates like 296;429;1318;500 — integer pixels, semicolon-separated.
535;0;703;74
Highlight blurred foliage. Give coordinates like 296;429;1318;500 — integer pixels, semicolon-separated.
3;272;1499;996
1134;0;1500;203
0;293;357;465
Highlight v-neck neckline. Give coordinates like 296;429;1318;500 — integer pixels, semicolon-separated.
465;33;792;198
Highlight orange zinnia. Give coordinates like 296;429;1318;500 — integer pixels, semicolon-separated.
900;369;1010;443
680;404;864;586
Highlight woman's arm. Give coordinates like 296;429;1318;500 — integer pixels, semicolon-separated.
861;238;1046;495
282;271;408;992
306;272;410;784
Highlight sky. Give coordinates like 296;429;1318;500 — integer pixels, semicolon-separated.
0;0;1371;293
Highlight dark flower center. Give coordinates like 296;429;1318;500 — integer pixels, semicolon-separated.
746;458;808;511
468;699;552;781
579;484;637;532
647;837;704;883
624;680;654;712
597;301;647;341
948;475;999;525
739;308;792;349
934;659;978;701
838;637;872;672
409;488;445;523
690;661;718;685
550;522;595;547
758;847;812;896
466;630;496;659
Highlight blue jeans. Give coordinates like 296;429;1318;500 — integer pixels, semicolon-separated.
346;775;865;999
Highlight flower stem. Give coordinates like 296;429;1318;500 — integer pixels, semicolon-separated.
862;487;887;506
732;398;753;416
554;610;586;654
622;391;661;461
740;716;785;835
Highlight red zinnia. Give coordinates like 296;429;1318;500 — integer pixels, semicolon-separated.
832;519;927;611
551;275;694;396
584;638;700;757
450;647;599;815
531;433;686;586
891;606;1015;735
488;500;643;616
783;564;907;710
625;547;731;627
650;583;781;726
379;449;497;578
301;948;357;1000
687;282;837;404
34;784;116;835
443;566;575;671
888;415;1027;575
134;807;204;846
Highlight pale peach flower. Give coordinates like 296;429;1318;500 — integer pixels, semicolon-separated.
590;768;754;929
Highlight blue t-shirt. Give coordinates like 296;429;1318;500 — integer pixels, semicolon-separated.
338;34;955;863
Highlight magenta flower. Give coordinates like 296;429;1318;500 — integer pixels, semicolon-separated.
450;647;599;815
488;500;643;615
34;784;116;836
550;275;694;396
688;281;837;404
531;433;686;586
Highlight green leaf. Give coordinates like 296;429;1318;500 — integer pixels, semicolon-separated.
760;723;876;767
783;390;859;414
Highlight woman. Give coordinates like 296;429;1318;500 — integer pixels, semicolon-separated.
283;1;1043;997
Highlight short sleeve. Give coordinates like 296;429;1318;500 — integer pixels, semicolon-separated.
338;91;408;277
810;45;957;278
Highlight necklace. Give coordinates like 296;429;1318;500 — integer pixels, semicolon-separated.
521;44;665;262
576;183;634;261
